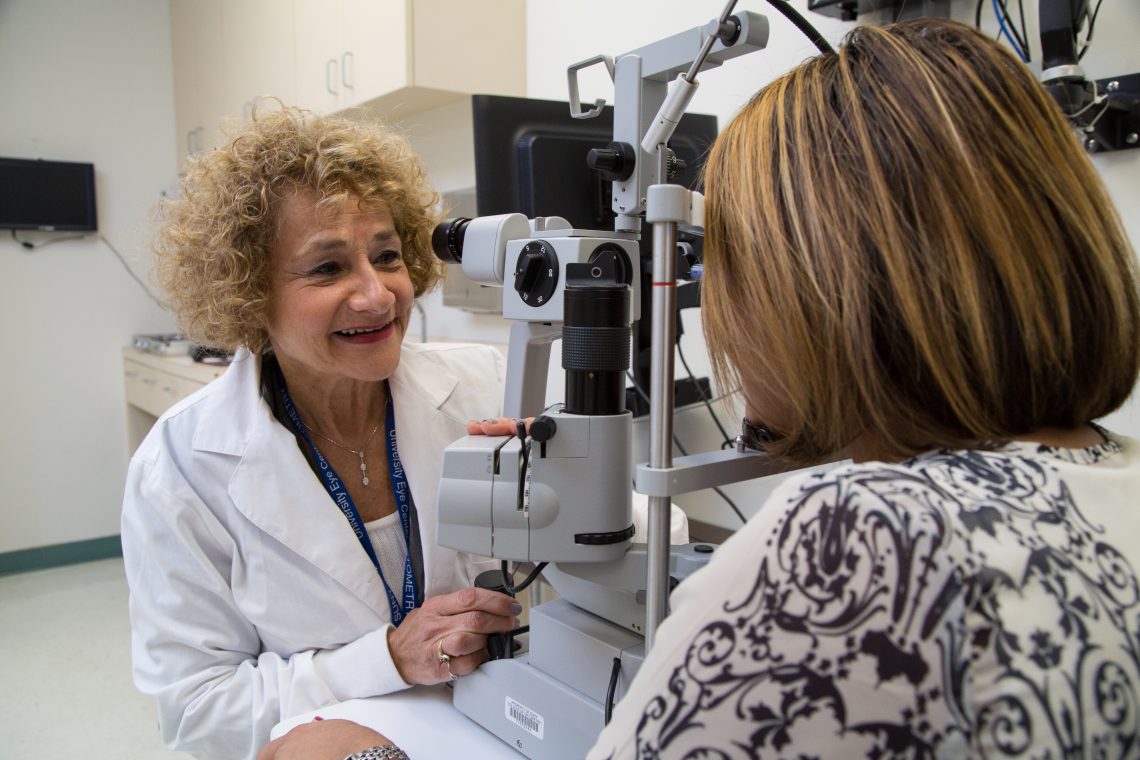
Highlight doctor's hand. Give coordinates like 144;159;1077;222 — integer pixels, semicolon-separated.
257;719;395;760
467;417;533;436
388;587;521;685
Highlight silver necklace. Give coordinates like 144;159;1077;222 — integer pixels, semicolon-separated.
303;423;380;487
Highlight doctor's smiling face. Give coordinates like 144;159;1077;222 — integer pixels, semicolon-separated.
265;189;413;388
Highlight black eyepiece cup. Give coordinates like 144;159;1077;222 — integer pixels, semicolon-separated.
432;217;470;264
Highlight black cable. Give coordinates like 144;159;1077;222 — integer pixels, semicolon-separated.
975;0;985;30
996;0;1028;55
1015;0;1029;58
500;561;548;595
1005;0;1028;53
669;422;748;525
893;0;909;23
714;485;745;523
513;562;548;594
11;230;167;309
604;657;622;725
676;341;734;449
764;0;834;55
101;235;168;309
11;228;85;250
626;370;747;524
501;560;513;595
1078;0;1105;61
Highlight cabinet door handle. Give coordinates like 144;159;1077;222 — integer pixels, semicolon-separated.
326;58;339;95
341;51;354;90
187;129;197;155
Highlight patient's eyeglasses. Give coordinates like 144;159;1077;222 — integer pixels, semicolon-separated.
735;417;781;453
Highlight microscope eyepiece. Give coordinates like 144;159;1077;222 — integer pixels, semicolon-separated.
432;217;470;264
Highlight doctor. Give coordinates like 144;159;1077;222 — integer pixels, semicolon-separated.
122;105;519;760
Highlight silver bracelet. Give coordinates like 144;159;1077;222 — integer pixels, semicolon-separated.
343;746;408;760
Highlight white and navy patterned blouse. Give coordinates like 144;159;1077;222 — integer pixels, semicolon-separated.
590;432;1139;759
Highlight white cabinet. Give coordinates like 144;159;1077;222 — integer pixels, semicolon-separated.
223;0;297;123
352;0;527;120
171;0;298;168
294;0;526;120
403;0;525;103
171;0;526;168
294;0;405;113
171;0;224;167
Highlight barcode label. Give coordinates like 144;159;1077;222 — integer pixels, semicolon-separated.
505;696;544;739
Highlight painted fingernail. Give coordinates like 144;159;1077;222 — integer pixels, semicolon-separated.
513;617;522;628
481;419;492;424
313;716;324;721
511;602;523;614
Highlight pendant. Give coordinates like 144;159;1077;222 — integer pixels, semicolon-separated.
359;452;369;487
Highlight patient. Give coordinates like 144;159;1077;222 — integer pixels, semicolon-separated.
261;18;1140;760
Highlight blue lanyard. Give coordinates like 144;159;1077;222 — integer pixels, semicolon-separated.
277;371;419;625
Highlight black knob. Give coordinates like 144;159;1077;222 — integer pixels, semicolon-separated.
473;570;516;661
512;240;559;307
587;141;635;182
588;149;622;172
530;415;557;443
514;251;544;293
588;243;633;287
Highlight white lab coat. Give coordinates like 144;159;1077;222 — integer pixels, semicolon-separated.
122;342;505;760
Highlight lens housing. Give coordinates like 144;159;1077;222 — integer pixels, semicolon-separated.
431;217;470;264
563;257;630;416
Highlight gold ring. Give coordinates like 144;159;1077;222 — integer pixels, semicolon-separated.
436;637;458;681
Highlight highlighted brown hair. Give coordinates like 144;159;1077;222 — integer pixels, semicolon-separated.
702;19;1139;464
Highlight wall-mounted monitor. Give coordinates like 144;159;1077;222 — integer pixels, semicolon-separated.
0;157;98;231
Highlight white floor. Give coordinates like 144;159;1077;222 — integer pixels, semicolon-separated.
0;557;187;759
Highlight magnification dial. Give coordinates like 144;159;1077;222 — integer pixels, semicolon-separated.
513;239;559;307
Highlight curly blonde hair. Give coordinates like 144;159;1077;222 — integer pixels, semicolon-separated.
153;104;442;352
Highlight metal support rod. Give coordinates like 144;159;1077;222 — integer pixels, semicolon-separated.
684;0;739;84
644;151;677;651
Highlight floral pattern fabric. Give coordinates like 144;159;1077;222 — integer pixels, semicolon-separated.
589;436;1139;759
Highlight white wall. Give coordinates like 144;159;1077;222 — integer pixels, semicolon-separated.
0;0;178;553
522;0;1140;442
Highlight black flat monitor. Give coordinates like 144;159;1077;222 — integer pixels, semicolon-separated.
471;94;717;230
0;157;98;231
